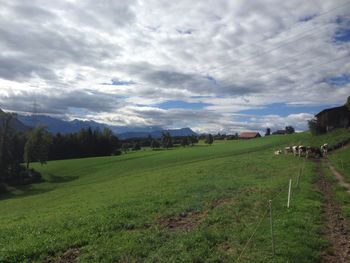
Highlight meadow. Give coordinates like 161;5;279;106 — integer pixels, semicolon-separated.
1;130;350;262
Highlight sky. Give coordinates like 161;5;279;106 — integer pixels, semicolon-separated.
0;0;350;133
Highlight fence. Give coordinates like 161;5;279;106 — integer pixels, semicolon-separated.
236;163;305;262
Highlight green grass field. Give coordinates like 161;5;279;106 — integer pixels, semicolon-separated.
1;130;350;262
326;146;350;222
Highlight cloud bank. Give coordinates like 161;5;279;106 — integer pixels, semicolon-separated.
0;0;349;133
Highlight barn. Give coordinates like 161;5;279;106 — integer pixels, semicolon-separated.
315;105;350;132
239;132;261;139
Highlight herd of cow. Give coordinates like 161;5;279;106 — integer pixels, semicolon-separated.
274;143;328;158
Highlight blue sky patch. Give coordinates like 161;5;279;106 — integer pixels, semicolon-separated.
101;78;136;86
335;27;350;42
323;74;350;87
176;29;193;35
156;100;211;110
334;16;350;42
238;103;335;117
206;75;217;84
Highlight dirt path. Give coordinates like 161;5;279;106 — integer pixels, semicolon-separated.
327;162;350;194
314;159;350;263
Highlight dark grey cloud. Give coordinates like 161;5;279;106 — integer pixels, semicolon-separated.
0;0;129;82
115;63;263;97
0;55;57;81
0;89;123;115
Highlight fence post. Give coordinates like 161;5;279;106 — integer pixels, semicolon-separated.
287;179;292;208
269;200;275;256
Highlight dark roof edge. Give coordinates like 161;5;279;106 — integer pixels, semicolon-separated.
315;105;348;117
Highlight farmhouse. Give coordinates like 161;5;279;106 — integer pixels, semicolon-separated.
239;132;261;139
315;105;350;132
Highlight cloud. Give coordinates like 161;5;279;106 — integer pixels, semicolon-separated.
0;87;124;115
0;0;350;132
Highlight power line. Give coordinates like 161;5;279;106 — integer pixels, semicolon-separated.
195;2;350;75
228;51;350;85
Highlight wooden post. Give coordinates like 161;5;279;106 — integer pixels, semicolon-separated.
287;179;292;208
269;200;275;256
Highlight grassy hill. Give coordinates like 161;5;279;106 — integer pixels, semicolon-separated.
1;130;349;262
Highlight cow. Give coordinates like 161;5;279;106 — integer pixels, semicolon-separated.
306;146;322;158
292;146;299;156
275;150;282;155
298;146;307;157
321;143;328;157
284;146;293;154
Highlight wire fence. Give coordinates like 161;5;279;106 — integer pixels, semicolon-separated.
235;161;306;262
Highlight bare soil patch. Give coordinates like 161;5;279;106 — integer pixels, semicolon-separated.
212;198;235;207
314;159;350;263
44;247;81;263
159;211;207;230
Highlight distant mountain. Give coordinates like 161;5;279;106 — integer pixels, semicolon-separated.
0;109;29;132
16;114;197;139
18;115;108;134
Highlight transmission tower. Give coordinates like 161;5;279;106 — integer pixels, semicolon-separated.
31;99;38;127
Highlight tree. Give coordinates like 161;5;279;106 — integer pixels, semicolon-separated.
121;143;129;154
265;128;271;136
285;126;295;134
181;137;189;147
308;118;324;136
346;96;350;110
0;113;14;178
189;135;198;146
24;126;52;168
132;142;141;151
161;132;173;149
205;134;214;145
151;139;160;149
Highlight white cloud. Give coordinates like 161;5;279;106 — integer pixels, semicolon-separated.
0;0;350;132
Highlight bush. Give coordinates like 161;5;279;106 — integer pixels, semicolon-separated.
5;166;42;185
113;149;122;156
28;169;42;183
0;183;7;195
308;119;325;136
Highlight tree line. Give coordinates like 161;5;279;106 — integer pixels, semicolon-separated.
121;132;200;153
0;113;121;191
1;113;204;192
1;111;216;192
49;127;120;160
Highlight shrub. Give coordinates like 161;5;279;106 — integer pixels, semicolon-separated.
0;183;7;195
113;149;122;156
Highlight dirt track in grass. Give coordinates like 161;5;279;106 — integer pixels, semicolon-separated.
327;162;350;194
314;159;350;263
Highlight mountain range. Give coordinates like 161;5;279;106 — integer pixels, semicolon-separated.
16;114;197;139
0;109;29;132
